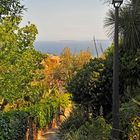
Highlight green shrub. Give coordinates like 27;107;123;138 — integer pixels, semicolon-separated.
58;106;87;139
120;94;140;140
0;110;28;140
58;107;111;140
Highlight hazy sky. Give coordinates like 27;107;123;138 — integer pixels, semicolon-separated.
21;0;110;41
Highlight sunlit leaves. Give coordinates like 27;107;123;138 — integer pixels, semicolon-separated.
0;0;25;18
0;16;43;103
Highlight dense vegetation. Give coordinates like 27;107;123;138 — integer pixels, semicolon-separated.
0;1;92;139
0;1;73;139
0;0;140;140
64;45;140;139
58;0;140;139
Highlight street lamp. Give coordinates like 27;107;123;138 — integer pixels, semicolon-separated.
112;0;123;140
112;0;123;7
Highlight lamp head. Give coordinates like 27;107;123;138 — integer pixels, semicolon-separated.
112;0;123;8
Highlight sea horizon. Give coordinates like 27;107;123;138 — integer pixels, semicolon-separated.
34;40;112;56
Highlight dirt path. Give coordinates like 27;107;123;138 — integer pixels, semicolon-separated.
38;129;59;140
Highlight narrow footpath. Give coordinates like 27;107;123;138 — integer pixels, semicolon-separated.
38;128;59;140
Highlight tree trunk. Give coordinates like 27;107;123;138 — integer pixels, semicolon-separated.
26;118;38;140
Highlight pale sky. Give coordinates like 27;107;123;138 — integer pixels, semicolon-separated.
21;0;110;41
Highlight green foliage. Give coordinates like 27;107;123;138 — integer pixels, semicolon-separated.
36;88;71;128
0;110;28;140
0;0;25;18
67;56;113;117
68;44;140;118
0;90;71;139
58;107;111;140
120;89;140;140
58;106;87;139
0;4;71;139
104;0;140;51
120;49;140;91
68;58;104;106
67;44;140;139
67;117;111;140
1;1;140;139
0;16;43;103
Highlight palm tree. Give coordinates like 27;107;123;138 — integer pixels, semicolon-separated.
104;1;140;139
104;0;140;52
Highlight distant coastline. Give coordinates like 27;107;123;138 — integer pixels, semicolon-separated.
34;40;112;56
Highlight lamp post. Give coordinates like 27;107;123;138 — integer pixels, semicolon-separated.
112;0;123;139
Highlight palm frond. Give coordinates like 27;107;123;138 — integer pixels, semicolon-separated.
104;0;140;51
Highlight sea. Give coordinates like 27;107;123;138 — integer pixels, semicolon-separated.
34;40;112;57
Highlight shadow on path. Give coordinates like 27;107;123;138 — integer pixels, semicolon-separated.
38;128;59;140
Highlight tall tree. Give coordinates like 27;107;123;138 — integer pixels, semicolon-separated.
0;16;44;110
